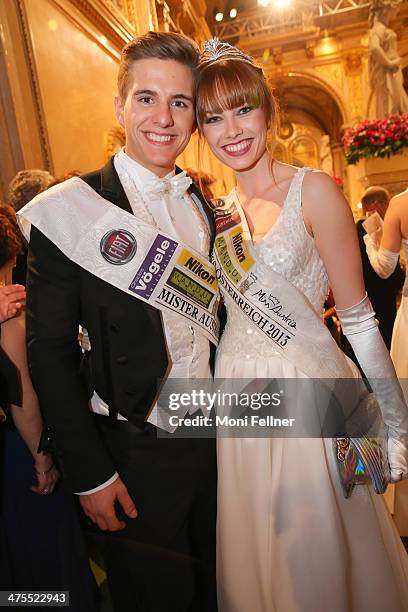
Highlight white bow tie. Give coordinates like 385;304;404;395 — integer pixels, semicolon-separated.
143;171;192;200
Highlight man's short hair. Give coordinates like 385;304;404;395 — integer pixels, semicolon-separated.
361;186;390;208
118;31;199;101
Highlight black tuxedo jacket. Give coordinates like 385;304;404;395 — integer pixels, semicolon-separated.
26;158;216;492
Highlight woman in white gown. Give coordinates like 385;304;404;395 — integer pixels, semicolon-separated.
364;188;408;539
195;39;408;611
364;188;408;385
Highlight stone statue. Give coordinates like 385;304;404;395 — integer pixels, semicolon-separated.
319;135;334;175
368;0;408;117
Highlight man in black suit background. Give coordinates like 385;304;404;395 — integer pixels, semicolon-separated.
356;186;405;349
22;32;217;612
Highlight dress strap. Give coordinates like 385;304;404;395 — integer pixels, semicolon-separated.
285;167;313;211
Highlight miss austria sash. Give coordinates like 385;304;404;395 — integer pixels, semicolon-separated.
18;177;220;345
212;189;352;379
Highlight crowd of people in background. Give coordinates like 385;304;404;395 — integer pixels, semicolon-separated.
0;170;98;610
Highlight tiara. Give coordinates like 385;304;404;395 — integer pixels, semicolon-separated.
198;37;254;67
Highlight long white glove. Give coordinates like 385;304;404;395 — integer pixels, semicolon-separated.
336;294;408;482
363;233;399;279
388;438;408;482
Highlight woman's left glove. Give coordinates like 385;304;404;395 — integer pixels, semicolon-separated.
336;294;408;482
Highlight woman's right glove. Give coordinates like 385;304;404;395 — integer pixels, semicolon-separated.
388;438;408;482
363;233;399;279
336;294;408;482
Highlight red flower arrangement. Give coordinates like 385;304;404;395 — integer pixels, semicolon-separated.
342;114;408;165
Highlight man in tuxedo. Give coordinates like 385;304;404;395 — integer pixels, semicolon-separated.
24;31;217;612
357;186;404;349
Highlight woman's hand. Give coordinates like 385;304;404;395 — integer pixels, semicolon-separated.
388;438;408;483
32;453;59;495
0;284;26;323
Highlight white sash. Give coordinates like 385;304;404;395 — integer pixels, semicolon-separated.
212;188;353;379
18;177;220;345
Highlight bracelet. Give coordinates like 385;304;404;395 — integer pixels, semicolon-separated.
35;463;54;475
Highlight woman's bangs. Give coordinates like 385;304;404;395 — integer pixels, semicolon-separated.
197;63;264;125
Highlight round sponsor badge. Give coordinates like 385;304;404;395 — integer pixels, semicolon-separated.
100;229;137;265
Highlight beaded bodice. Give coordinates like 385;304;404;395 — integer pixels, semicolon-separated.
218;167;330;358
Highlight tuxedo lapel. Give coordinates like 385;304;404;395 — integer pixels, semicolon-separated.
99;158;133;215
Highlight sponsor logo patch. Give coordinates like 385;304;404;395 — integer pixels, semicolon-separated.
177;249;218;290
213;199;241;234
215;236;242;284
100;229;137;265
129;234;177;299
167;267;214;309
229;226;254;272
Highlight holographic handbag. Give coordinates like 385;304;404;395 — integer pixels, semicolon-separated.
333;391;390;499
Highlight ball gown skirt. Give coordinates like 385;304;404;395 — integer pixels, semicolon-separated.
215;172;408;612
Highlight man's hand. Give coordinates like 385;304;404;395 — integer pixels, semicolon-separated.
79;477;138;531
0;284;26;323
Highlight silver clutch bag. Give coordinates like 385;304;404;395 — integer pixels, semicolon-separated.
333;391;390;498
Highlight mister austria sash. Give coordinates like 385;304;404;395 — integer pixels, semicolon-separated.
18;177;220;345
212;187;354;379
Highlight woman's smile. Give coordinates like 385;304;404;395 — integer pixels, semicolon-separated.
222;138;254;156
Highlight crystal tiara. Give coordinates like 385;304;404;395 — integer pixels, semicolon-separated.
198;37;254;67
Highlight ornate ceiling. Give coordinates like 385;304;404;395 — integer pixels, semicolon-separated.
207;0;372;42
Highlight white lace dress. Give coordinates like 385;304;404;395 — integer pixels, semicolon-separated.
215;168;408;612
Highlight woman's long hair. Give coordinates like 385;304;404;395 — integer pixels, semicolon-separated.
0;205;23;269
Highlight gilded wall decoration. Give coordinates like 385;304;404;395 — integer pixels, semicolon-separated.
273;143;286;163
305;41;315;59
314;63;343;91
16;0;52;171
269;123;326;169
123;0;137;27
345;50;363;73
104;126;126;160
156;0;172;32
347;73;364;120
279;122;294;140
290;125;312;137
67;0;134;48
290;136;319;169
103;0;125;13
21;0;121;174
